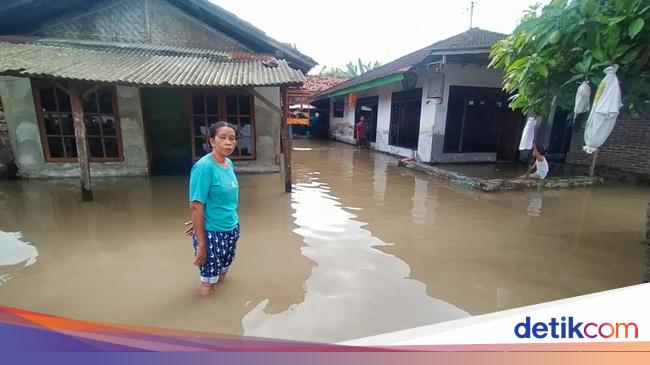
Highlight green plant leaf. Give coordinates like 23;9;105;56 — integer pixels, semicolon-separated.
608;16;627;26
537;64;549;78
592;49;607;62
549;30;561;44
507;56;530;72
562;73;585;87
619;49;640;64
628;18;644;39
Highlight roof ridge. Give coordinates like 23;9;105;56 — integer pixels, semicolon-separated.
316;28;507;97
423;27;508;51
32;38;231;60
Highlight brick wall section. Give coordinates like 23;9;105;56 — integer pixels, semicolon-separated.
566;112;650;176
35;0;251;53
0;96;14;177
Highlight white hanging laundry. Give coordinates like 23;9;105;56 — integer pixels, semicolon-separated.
519;116;539;150
574;81;591;116
583;65;623;154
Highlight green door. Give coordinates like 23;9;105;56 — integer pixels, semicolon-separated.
141;88;192;175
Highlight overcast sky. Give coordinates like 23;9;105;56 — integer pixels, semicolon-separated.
211;0;548;74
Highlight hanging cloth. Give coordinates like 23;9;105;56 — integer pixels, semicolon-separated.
519;116;539;150
573;81;591;117
583;65;623;154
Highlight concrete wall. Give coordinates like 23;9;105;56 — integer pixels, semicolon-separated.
430;62;504;163
329;75;426;160
34;0;251;53
235;87;281;173
371;79;424;160
329;97;356;145
0;77;148;178
328;62;504;163
566;111;650;178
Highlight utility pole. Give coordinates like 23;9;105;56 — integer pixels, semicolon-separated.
469;1;476;29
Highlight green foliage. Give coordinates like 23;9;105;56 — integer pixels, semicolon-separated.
489;0;650;117
319;58;382;77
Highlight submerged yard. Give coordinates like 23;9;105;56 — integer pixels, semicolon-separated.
0;139;646;342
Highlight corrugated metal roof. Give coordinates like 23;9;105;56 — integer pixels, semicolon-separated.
0;39;305;87
316;28;506;97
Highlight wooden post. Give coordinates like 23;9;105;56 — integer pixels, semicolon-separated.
280;87;292;193
68;82;93;201
589;150;598;177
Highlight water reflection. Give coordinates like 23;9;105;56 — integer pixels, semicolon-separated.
411;177;429;224
0;231;38;286
241;168;468;342
372;154;388;203
288;140;647;317
526;193;543;217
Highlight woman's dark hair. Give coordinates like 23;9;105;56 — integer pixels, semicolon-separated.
208;121;235;138
533;145;546;156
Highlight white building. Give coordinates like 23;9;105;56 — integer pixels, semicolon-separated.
316;28;524;164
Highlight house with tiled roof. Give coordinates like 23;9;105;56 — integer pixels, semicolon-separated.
302;76;349;97
0;0;316;194
315;28;528;164
283;75;348;137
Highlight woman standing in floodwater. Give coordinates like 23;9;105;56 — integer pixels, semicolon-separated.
188;121;240;296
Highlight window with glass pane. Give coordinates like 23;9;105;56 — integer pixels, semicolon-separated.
225;93;254;158
82;87;122;160
36;85;77;160
190;91;220;158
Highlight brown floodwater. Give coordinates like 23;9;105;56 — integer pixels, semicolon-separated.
0;139;647;343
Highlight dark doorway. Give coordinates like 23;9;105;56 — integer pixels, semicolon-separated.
389;89;422;149
497;109;524;160
546;108;573;161
444;86;521;160
355;96;379;143
311;98;331;138
141;88;192;175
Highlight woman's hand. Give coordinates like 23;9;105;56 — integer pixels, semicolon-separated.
194;245;207;266
184;221;194;236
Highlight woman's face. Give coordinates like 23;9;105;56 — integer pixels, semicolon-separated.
210;126;236;156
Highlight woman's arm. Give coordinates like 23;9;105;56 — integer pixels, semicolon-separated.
190;201;207;266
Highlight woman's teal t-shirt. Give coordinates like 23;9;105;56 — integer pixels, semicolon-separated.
189;154;239;232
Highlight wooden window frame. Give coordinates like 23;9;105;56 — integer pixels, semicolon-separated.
333;97;345;118
187;88;256;161
389;88;423;150
82;87;124;162
32;81;124;163
32;81;77;162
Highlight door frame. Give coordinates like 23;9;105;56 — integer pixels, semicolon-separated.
355;95;379;142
